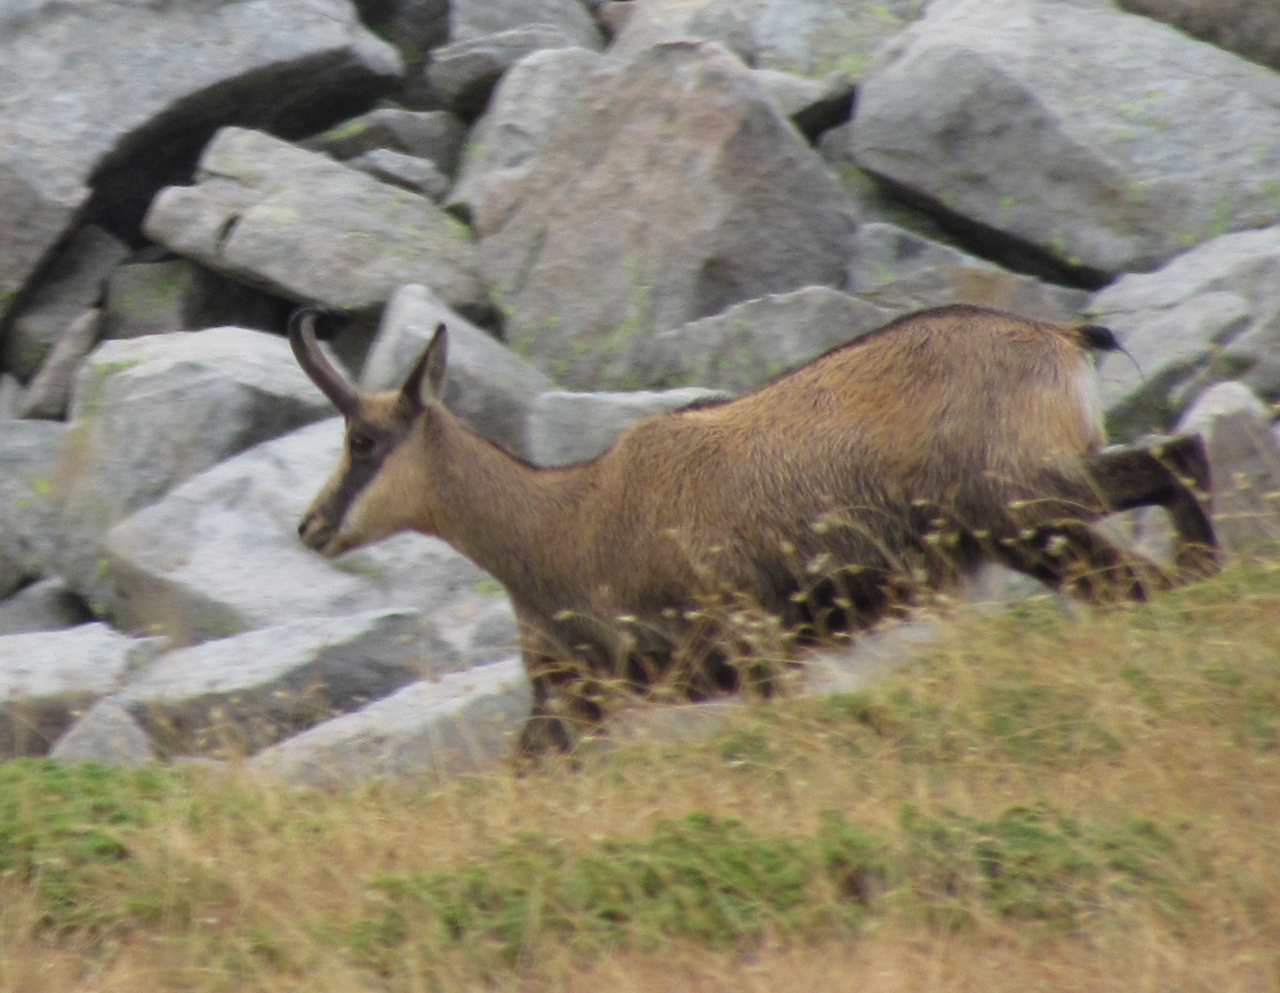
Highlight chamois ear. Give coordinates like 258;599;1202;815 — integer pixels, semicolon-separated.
401;323;448;410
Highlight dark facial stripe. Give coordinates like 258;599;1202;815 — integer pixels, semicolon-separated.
320;450;385;535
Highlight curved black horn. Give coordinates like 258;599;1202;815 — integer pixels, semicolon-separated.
289;309;359;415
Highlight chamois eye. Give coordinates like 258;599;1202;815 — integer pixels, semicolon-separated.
349;432;375;456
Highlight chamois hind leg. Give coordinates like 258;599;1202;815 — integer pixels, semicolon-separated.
1085;435;1218;580
993;517;1166;603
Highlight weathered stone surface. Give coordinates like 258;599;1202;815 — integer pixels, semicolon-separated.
0;0;402;328
1119;0;1280;72
852;0;1280;277
3;226;126;380
1177;382;1280;553
478;41;861;388
301;109;467;176
348;150;450;201
250;657;532;785
16;308;103;420
102;259;279;341
527;387;728;468
450;0;602;48
0;623;152;757
847;223;1089;321
801;617;940;695
609;0;921;75
144;128;487;322
118;610;457;757
0;577;93;637
1090;226;1280;438
427;25;586;119
104;418;495;645
627;286;894;394
0;376;21;419
447;47;611;223
752;68;854;140
57;328;336;608
49;697;154;768
361;284;553;458
0;419;67;598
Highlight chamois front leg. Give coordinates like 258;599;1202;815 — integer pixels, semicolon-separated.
514;616;607;758
1086;434;1218;580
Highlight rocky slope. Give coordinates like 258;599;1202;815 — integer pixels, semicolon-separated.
2;0;1279;777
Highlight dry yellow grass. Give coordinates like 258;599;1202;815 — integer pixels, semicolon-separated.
2;555;1278;992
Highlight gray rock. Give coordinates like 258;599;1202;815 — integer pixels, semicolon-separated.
744;0;922;76
348;150;450;201
528;387;729;467
751;68;854;139
628;286;895;393
447;47;612;223
607;0;759;65
3;226;127;380
801;617;940;695
605;700;744;746
250;656;532;785
0;419;67;598
143;128;487;323
852;0;1280;277
361;284;554;458
848;223;1089;320
609;0;921;76
104;418;495;645
101;259;279;341
427;25;586;118
118;610;453;757
301;109;468;176
478;41;860;388
0;375;21;420
16;308;103;421
0;0;401;328
0;577;93;637
1177;382;1280;553
1118;0;1280;72
450;0;602;48
0;623;151;757
57;328;336;609
49;698;154;768
1090;226;1280;437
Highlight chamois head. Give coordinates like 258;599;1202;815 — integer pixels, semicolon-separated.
289;309;446;558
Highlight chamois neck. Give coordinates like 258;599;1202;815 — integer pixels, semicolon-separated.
413;405;585;593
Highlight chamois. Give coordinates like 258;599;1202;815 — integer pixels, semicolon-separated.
289;305;1216;752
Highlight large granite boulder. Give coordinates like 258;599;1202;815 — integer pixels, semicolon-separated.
57;328;336;609
1090;226;1280;438
2;225;126;380
250;657;532;785
852;0;1280;278
0;0;401;328
608;0;920;75
527;387;729;467
117;609;452;757
478;40;860;388
143;128;488;323
360;284;553;459
104;418;499;645
0;419;68;597
0;623;157;757
626;286;895;393
1118;0;1280;72
447;47;612;224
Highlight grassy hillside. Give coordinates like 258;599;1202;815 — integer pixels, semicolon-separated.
2;556;1279;992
